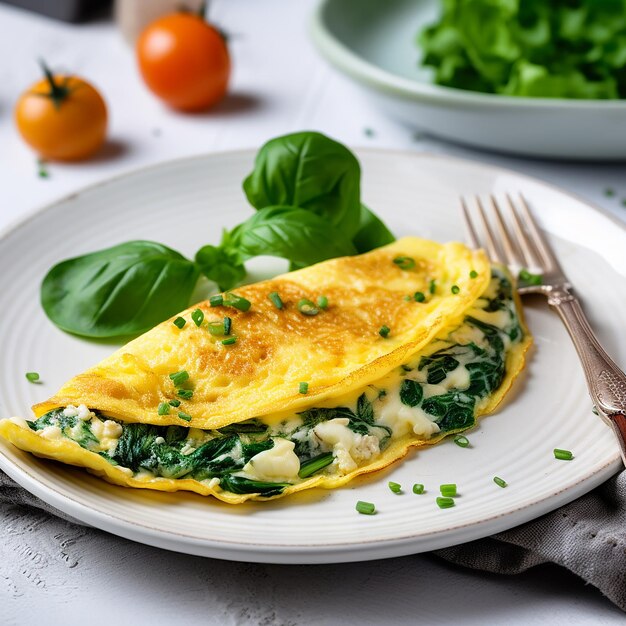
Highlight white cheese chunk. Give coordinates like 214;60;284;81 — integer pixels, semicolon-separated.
76;404;95;421
154;436;165;445
102;420;123;439
62;405;79;418
377;392;440;439
40;425;63;441
242;438;300;482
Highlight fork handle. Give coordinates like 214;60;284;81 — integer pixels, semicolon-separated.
547;286;626;465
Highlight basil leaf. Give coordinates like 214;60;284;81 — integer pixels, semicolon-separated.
352;204;395;253
232;206;357;265
242;131;362;237
41;241;199;338
195;243;246;292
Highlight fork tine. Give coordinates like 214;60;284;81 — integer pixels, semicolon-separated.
475;196;502;262
460;197;480;248
504;193;542;270
488;195;523;267
517;194;562;273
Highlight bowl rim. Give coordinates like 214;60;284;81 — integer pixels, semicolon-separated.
310;0;626;111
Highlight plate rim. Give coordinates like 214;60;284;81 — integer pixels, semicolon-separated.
0;147;624;562
310;0;626;111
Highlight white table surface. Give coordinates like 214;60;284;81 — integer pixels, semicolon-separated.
0;1;625;624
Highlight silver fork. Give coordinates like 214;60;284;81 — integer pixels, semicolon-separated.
461;193;626;464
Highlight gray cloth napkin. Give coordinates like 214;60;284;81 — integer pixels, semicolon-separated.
2;468;625;611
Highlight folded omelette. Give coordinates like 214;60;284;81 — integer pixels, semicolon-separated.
0;237;531;503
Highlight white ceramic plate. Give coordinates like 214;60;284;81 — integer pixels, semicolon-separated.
0;149;624;563
310;0;626;160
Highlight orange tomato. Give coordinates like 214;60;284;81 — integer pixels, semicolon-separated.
136;13;230;112
15;67;107;161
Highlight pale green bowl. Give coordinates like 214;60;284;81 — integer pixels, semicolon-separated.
310;0;626;160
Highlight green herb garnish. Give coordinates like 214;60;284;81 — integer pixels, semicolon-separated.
429;279;436;294
25;372;40;383
414;291;425;302
451;285;460;295
224;292;251;312
379;325;390;338
356;500;376;515
454;435;469;448
168;399;181;407
177;389;193;400
440;483;457;497
169;370;189;386
268;291;283;309
493;476;507;488
221;336;237;346
173;316;186;329
317;295;328;309
388;481;402;494
157;402;170;416
393;256;415;270
469;270;478;279
37;158;49;179
297;299;319;316
518;268;543;286
554;448;573;461
178;411;192;422
191;308;204;327
223;316;232;335
207;321;224;336
412;483;425;494
299;382;309;394
436;496;455;509
209;294;224;307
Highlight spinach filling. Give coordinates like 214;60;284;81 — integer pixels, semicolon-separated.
31;269;522;496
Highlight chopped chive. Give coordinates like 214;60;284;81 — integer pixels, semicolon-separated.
429;279;436;294
37;158;49;178
379;325;390;338
209;294;224;307
454;435;470;448
393;256;416;270
297;298;319;316
169;399;181;407
493;476;507;488
178;411;192;422
317;295;328;309
177;389;193;400
207;321;224;336
451;285;460;295
413;291;425;302
173;316;186;329
356;500;376;515
469;270;478;279
169;370;189;386
223;316;232;335
157;402;170;416
221;336;237;346
299;382;309;394
554;448;573;461
605;187;615;197
224;292;251;312
25;372;40;383
436;496;455;509
440;483;457;497
298;452;334;478
412;483;425;494
388;481;402;494
518;268;543;286
191;308;204;327
268;291;283;309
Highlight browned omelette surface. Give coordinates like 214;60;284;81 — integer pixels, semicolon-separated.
33;238;490;429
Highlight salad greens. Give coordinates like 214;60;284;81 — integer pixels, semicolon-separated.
41;132;395;339
419;0;626;99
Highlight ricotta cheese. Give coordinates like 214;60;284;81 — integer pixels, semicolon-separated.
242;438;300;482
